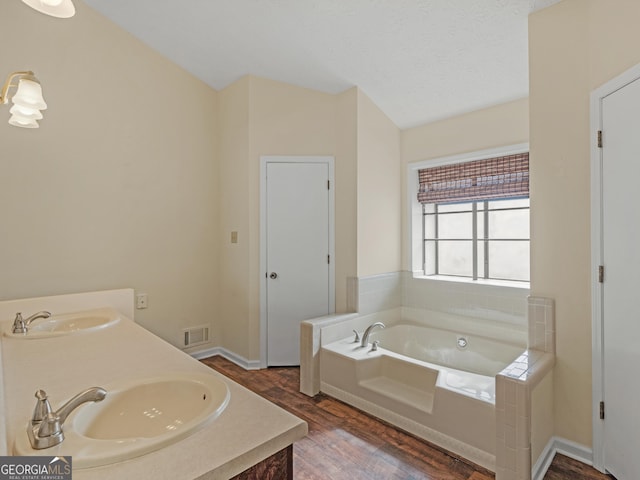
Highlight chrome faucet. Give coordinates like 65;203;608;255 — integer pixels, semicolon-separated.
28;387;106;449
12;311;51;334
360;322;385;348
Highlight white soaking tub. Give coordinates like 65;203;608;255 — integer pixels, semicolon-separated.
319;323;524;470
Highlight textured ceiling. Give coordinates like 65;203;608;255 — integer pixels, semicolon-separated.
82;0;561;129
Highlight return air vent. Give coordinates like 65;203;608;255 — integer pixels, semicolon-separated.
183;324;210;347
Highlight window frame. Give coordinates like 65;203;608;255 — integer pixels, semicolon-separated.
422;199;530;282
407;143;530;289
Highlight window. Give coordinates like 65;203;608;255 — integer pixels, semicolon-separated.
416;151;530;283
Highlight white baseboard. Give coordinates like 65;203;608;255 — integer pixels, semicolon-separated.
188;346;262;370
189;346;220;360
532;437;593;480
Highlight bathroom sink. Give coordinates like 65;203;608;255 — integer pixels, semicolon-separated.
14;373;230;468
4;308;120;338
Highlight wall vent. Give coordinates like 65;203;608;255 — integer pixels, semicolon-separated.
183;324;210;347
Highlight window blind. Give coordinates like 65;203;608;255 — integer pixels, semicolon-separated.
417;152;529;205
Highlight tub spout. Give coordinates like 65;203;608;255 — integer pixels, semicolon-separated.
361;322;385;348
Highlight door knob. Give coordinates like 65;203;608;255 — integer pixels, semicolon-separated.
269;272;278;279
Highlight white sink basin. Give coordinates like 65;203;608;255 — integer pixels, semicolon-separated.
14;373;230;468
4;308;120;339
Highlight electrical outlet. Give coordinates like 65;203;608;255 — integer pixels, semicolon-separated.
136;293;148;309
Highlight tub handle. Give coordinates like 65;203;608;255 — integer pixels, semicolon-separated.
352;330;360;343
370;340;380;352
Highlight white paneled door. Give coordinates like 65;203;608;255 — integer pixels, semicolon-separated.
265;159;333;366
601;74;640;479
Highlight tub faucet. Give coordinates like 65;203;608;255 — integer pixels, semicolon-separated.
361;322;385;348
28;387;106;449
12;311;51;334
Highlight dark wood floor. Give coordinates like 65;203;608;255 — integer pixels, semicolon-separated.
201;356;612;480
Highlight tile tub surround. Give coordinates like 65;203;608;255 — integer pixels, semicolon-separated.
348;271;529;323
495;296;556;480
0;298;307;479
347;272;403;314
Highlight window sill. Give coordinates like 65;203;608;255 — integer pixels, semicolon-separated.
411;273;530;291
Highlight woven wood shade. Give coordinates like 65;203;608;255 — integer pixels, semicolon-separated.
417;153;529;205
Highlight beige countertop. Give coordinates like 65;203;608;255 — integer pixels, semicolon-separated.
0;310;307;479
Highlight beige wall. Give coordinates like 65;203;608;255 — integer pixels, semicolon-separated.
0;2;219;347
529;0;591;446
0;0;381;365
215;78;404;362
529;0;640;447
356;90;402;277
401;99;530;270
248;76;340;360
217;77;251;357
216;76;360;361
335;88;359;311
402;98;530;164
531;371;555;467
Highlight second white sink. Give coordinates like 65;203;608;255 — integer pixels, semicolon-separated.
5;308;120;339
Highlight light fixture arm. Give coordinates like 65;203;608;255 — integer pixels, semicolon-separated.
0;71;35;105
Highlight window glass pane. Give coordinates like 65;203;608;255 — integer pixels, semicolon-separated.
438;202;473;213
477;241;486;278
424;240;437;276
424;213;437;239
488;209;529;239
488;198;530;210
488;241;530;281
476;206;485;239
438;241;473;277
438;212;472;239
423;203;436;214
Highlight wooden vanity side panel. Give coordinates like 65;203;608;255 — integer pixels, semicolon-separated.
230;445;293;480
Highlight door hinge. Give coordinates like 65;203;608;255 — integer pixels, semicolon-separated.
327;254;330;264
327;180;330;190
598;265;604;283
600;401;605;420
597;130;603;148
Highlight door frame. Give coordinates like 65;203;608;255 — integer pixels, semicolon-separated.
259;155;335;368
590;61;640;473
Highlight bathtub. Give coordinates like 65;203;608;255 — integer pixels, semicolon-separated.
370;324;522;378
319;323;525;470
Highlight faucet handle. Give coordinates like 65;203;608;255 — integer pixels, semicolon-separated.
370;340;380;352
12;313;26;334
37;412;62;439
352;330;360;343
32;390;53;425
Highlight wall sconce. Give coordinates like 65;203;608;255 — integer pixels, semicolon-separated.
0;72;47;129
20;0;75;18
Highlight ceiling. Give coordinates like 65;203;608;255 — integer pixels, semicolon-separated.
82;0;562;129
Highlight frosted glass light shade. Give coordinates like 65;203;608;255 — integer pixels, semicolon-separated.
20;0;75;18
10;104;43;120
11;79;47;111
9;114;39;129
